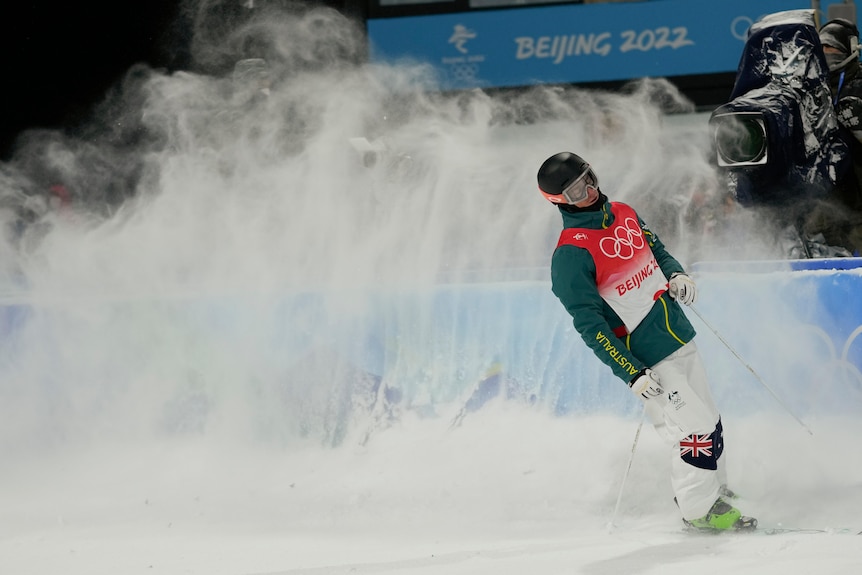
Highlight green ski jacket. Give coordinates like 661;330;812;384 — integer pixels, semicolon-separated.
550;200;696;383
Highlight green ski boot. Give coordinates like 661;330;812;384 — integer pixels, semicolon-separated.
683;498;757;532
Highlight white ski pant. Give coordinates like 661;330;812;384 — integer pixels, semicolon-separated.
646;341;727;520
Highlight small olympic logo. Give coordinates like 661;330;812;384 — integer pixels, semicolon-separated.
731;16;753;42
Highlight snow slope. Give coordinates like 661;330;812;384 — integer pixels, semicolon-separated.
3;410;861;574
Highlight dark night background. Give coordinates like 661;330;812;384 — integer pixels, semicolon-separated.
0;1;731;162
0;1;354;161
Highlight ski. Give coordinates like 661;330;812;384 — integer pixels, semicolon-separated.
761;527;862;536
683;523;861;536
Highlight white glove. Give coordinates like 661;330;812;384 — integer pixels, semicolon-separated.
668;272;697;305
629;368;666;401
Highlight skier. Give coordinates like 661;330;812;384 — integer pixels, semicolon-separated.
537;152;756;532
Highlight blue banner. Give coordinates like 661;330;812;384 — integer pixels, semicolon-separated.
367;0;820;90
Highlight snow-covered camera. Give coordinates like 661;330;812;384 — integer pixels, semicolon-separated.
710;10;849;207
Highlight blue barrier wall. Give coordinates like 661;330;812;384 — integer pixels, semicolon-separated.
690;259;862;414
367;0;820;90
2;260;861;446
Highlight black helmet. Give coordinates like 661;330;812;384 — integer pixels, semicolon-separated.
820;18;859;55
537;152;598;205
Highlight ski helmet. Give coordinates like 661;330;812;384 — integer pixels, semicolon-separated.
537;152;599;205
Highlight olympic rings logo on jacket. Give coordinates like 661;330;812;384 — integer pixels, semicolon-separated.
599;217;645;260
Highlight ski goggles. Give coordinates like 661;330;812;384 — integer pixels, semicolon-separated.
559;165;599;205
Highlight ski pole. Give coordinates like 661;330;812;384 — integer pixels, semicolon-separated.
688;304;814;436
608;408;645;533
